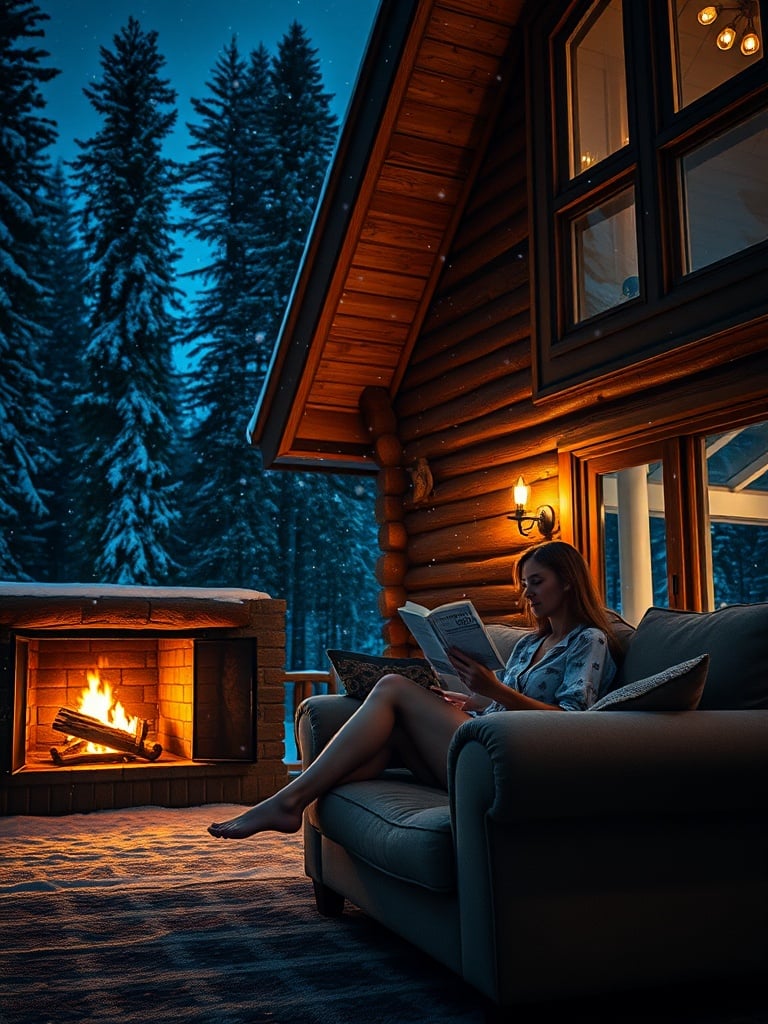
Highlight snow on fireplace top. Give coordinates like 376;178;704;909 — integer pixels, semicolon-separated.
0;583;271;603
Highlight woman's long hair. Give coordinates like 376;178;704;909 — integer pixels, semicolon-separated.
517;541;622;661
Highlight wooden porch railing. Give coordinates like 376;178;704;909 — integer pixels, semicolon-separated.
283;669;338;770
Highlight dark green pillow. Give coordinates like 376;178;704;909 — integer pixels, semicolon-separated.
589;654;708;711
618;604;768;710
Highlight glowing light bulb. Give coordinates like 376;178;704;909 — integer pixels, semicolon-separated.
740;30;760;54
716;23;737;48
697;5;719;25
513;476;528;509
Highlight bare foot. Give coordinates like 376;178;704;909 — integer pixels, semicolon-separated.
207;794;303;839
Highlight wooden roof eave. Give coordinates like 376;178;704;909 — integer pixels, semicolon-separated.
247;0;422;471
248;0;525;473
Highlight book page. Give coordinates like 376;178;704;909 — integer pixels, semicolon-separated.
396;607;465;689
425;602;505;670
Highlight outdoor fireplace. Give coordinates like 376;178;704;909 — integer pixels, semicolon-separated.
0;584;288;816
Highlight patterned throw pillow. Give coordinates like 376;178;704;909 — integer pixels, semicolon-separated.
326;649;440;701
588;654;709;711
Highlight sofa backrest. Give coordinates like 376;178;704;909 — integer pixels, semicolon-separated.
487;610;634;669
485;623;528;664
616;604;768;710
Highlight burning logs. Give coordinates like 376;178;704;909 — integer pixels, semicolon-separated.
51;707;163;763
50;739;137;766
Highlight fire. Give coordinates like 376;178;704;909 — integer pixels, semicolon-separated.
76;670;140;753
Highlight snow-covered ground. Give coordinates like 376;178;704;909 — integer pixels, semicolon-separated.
0;804;305;895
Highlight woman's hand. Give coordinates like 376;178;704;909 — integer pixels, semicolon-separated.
447;648;505;700
448;646;566;714
431;687;473;710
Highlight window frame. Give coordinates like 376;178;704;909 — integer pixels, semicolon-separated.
559;405;768;613
528;0;768;399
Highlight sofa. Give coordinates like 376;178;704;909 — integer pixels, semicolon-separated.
295;604;768;1007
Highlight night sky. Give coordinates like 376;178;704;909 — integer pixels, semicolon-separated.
36;0;380;307
39;0;381;165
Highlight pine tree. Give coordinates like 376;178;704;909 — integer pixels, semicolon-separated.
70;17;182;584
0;0;58;579
180;38;282;586
259;23;381;667
179;22;380;665
266;21;338;309
34;161;89;579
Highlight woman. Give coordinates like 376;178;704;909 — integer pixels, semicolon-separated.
208;540;618;840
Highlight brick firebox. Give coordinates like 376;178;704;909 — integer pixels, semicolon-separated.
0;584;288;816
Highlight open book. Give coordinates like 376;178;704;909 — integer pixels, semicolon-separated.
326;600;506;700
397;599;505;691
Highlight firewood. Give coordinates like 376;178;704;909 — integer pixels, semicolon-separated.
50;743;136;766
50;738;88;764
52;707;162;761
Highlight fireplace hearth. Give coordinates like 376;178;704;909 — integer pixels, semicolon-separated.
0;584;288;816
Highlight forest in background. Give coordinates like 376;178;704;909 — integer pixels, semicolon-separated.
0;1;382;668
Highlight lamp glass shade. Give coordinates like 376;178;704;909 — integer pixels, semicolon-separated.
716;24;737;48
697;5;719;24
741;31;760;54
513;476;528;508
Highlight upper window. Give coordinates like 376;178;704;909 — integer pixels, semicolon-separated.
671;1;763;109
528;0;768;396
681;108;768;272
567;1;629;178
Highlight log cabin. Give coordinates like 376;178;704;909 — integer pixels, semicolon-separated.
247;0;768;652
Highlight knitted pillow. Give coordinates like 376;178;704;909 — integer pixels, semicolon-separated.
589;654;709;711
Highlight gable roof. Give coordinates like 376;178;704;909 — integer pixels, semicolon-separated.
247;0;527;471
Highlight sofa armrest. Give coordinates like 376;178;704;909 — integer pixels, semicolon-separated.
448;708;768;1003
448;708;768;822
295;693;361;769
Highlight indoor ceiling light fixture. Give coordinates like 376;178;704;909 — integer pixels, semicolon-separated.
697;2;761;56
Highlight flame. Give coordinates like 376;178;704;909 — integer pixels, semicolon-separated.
76;669;140;753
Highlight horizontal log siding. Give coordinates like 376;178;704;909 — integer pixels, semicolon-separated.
386;69;768;646
392;83;538;630
363;5;768;652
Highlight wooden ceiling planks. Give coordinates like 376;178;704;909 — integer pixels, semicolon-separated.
251;0;525;469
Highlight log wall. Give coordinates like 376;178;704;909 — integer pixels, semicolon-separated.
374;56;768;654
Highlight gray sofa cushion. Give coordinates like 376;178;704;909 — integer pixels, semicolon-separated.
308;779;454;892
487;611;634;668
485;623;529;663
589;654;708;711
617;604;768;710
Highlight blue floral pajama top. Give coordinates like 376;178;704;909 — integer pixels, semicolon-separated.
481;625;617;714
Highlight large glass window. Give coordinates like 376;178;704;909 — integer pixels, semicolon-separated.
570;417;768;617
681;109;768;272
602;463;668;623
529;0;768;396
570;187;638;321
670;0;763;110
567;0;629;178
706;420;768;604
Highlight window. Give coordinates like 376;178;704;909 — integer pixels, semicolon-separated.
529;0;768;396
564;413;768;615
681;109;768;272
670;0;763;109
567;0;628;178
602;462;668;623
706;420;768;605
570;186;638;322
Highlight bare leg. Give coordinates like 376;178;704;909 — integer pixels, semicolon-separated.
208;676;469;839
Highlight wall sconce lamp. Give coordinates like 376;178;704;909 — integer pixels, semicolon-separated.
697;2;761;56
508;476;556;538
